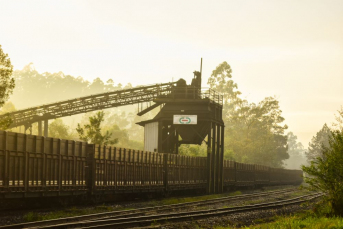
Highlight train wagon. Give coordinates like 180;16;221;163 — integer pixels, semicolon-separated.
88;145;165;196
166;153;207;191
0;131;88;199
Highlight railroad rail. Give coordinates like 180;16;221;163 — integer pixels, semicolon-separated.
0;188;307;229
58;193;322;229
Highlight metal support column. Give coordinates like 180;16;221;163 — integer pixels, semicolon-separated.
206;123;212;194
158;121;163;153
44;120;48;137
216;123;221;193
211;123;216;194
38;120;43;136
175;130;179;154
220;125;225;193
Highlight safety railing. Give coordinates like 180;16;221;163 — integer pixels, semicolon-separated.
167;87;223;105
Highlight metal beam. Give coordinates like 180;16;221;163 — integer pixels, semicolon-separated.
1;82;176;128
137;102;161;116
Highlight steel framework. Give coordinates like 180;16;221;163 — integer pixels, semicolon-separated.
1;82;176;129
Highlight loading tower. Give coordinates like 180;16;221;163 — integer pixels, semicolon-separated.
1;59;224;193
138;61;224;193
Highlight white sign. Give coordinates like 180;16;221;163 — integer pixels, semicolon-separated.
173;115;197;125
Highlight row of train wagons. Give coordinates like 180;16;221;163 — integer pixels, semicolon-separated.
222;160;303;189
0;130;303;201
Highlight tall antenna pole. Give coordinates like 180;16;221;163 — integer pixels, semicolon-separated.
199;58;203;88
200;57;202;75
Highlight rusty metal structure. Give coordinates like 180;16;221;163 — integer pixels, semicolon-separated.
0;82;177;136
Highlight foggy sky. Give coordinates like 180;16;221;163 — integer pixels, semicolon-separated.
1;0;342;146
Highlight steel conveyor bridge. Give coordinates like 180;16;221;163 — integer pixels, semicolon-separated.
0;82;177;131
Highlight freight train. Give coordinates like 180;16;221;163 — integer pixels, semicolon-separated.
0;130;303;205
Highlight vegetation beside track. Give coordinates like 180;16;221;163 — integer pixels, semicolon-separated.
22;190;243;222
213;198;343;229
248;214;343;229
220;124;343;229
0;188;302;228
215;211;343;229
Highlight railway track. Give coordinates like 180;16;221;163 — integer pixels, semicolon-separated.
1;188;312;229
81;193;321;229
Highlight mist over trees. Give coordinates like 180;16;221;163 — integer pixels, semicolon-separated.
306;124;332;162
10;63;130;109
208;61;289;167
48;119;71;139
283;132;306;169
305;107;343;163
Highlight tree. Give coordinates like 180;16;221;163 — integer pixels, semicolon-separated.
103;124;130;146
302;129;343;216
179;143;207;157
0;113;12;130
207;61;242;115
0;101;16;130
207;62;289;167
0;45;14;108
0;102;16;130
76;111;118;145
49;119;70;139
284;132;306;169
225;97;289;167
0;46;15;130
306;124;332;162
333;106;343;131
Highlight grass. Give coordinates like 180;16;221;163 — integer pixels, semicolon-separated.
288;190;312;198
214;210;343;229
214;215;343;229
247;213;343;229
